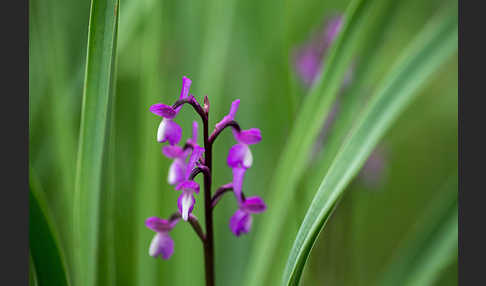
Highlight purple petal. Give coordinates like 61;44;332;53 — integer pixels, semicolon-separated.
157;119;182;145
215;99;240;129
175;180;200;194
162;145;185;158
227;144;252;168
228;99;240;118
177;191;196;221
229;209;252;236
180;76;192;100
145;216;174;232
149;233;174;259
242;196;267;214
232;166;246;203
168;159;186;185
234;128;262;145
150;103;177;119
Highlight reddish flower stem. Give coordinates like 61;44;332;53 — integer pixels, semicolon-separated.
202;108;215;286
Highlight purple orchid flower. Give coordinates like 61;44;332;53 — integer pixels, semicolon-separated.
146;216;179;259
149;76;192;144
161;121;205;221
227;128;262;202
175;138;204;221
294;15;388;190
176;180;200;221
216;99;266;236
218;99;262;202
230;196;266;236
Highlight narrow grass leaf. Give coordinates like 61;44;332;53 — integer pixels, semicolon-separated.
244;0;380;284
73;0;120;285
378;175;458;286
304;0;402;194
282;10;457;286
29;253;39;286
30;172;70;286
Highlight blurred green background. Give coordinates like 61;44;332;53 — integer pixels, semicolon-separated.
29;0;457;285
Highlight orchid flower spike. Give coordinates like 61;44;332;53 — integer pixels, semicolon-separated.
147;76;266;273
230;196;266;236
146;216;179;259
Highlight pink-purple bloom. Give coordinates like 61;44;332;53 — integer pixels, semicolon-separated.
176;180;200;221
146;216;179;259
293;15;345;87
150;76;192;144
293;14;388;188
230;196;266;236
219;100;262;201
217;99;266;235
162;121;204;221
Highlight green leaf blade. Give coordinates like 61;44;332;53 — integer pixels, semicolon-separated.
378;175;458;286
30;174;71;286
73;0;120;285
282;10;457;286
244;0;390;284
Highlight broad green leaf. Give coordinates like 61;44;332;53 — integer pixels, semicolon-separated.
73;0;119;285
30;172;70;286
244;0;386;284
378;175;458;286
282;10;457;286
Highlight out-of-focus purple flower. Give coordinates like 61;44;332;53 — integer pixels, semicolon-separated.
145;216;179;259
150;76;192;144
229;196;266;236
293;15;346;87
